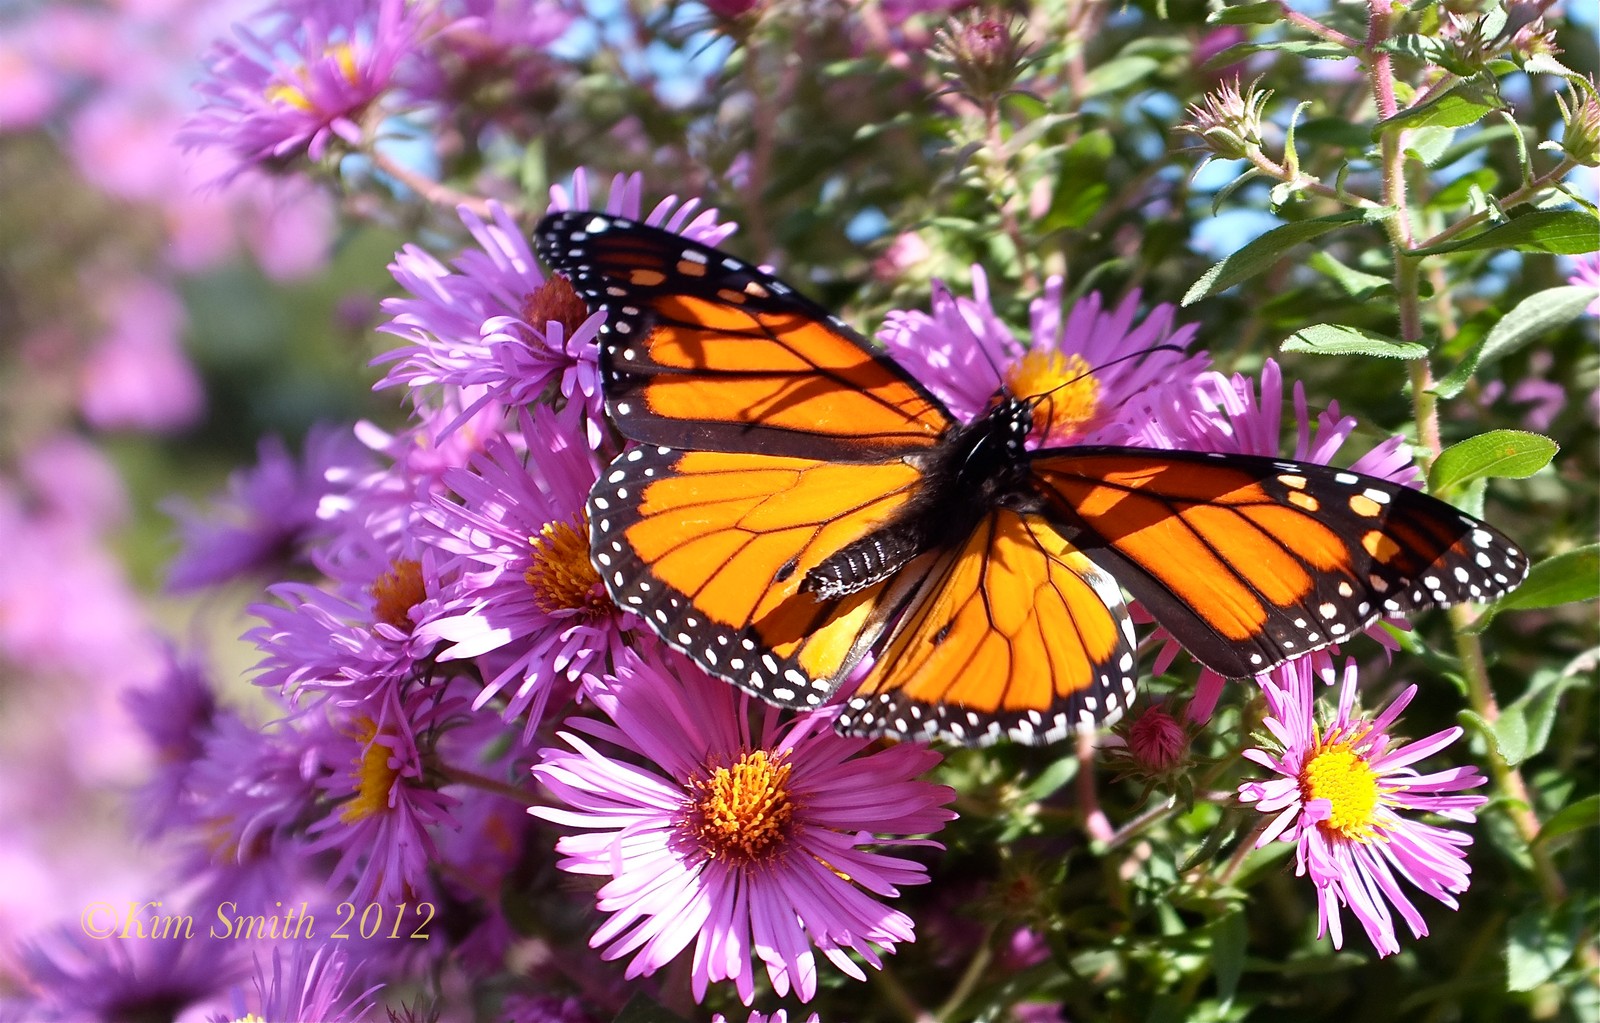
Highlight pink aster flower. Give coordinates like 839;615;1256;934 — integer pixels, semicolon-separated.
306;684;464;904
1238;657;1488;956
77;276;205;433
417;405;634;736
532;650;956;1005
1568;252;1600;315
1143;359;1419;722
182;0;418;175
879;269;1208;447
374;170;736;448
164;424;373;592
247;545;448;708
18;923;243;1023
217;945;382;1023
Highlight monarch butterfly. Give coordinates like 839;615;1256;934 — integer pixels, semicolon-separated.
533;211;1528;746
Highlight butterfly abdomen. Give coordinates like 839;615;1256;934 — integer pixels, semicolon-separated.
803;528;923;599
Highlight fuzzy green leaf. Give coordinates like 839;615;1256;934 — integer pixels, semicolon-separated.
1428;430;1558;493
1044;130;1114;231
1183;208;1390;305
1281;323;1428;359
1411;209;1600;256
1536;794;1600;849
1434;286;1596;398
1490;546;1600;614
1376;81;1503;133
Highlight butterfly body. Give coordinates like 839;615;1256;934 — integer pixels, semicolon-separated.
534;211;1529;746
805;396;1037;600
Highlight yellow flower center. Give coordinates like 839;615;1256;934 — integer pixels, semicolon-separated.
371;558;425;631
1300;737;1381;842
525;518;612;617
264;43;360;112
340;717;397;824
1005;350;1101;442
687;750;797;864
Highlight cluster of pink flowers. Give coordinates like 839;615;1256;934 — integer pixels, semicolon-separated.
0;1;1516;1016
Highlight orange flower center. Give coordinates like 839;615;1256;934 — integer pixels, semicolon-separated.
1005;350;1101;443
371;558;425;630
686;750;797;864
525;518;612;617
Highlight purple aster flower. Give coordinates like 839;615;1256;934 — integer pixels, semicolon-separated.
217;945;382;1023
1238;657;1488;956
409;0;574;103
374;169;737;448
1570;252;1600;315
182;0;418;175
1142;359;1419;722
305;684;463;904
167;712;324;913
531;649;956;1005
123;646;220;838
879;269;1207;447
247;545;448;707
165;424;373;592
417;405;634;736
18;923;243;1022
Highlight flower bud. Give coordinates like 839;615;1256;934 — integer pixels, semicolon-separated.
1177;78;1271;161
930;11;1031;105
1126;705;1188;775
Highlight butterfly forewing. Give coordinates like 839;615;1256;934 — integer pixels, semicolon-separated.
1031;448;1529;678
589;443;935;706
536;211;954;461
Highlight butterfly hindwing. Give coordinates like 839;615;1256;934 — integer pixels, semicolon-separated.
1031;448;1529;678
838;509;1138;745
536;211;954;460
589;443;937;706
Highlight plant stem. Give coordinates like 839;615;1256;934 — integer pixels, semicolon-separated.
1411;156;1581;251
1366;0;1568;907
368;144;500;218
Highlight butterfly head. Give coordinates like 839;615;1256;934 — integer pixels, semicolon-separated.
1007;350;1104;444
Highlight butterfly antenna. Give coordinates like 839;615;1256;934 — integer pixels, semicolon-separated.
1021;342;1187;412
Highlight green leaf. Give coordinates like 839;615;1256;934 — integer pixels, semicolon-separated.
1434;285;1597;398
1204;39;1350;68
1492;670;1578;766
1044;130;1113;231
1383;34;1480;77
1082;55;1159;97
1536;794;1600;848
1294;118;1377;150
1428;430;1558;493
1410;208;1600;256
1282;323;1429;359
613;992;692;1023
1376;80;1503;133
1429;167;1499;210
1210;909;1247;1008
1206;1;1284;24
1307;251;1390;297
1404;125;1458;166
1210;166;1262;216
1019;753;1079;802
1491;545;1600;614
1183;208;1391;305
1506;905;1583;992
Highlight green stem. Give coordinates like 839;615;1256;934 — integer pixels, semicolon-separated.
1366;1;1568;908
1410;156;1581;251
936;923;998;1021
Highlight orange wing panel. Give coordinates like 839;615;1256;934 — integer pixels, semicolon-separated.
837;510;1138;745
